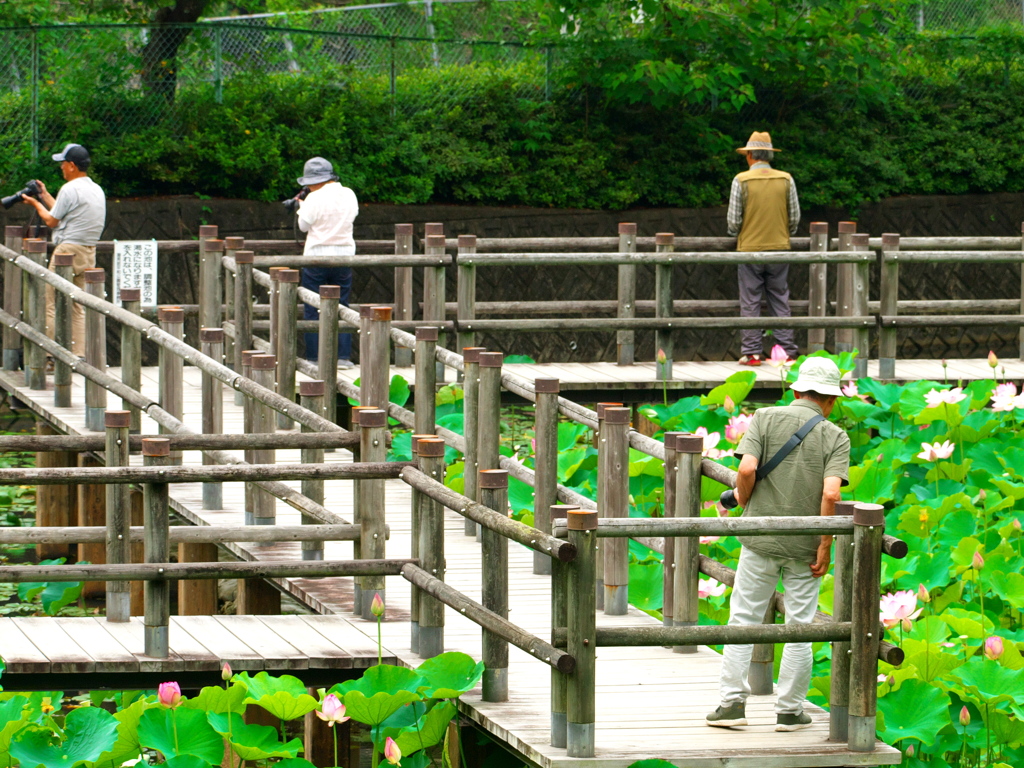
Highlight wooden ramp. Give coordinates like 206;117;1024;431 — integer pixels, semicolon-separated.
0;366;901;768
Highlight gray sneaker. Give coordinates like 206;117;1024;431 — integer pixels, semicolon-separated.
705;702;747;727
775;711;812;732
337;358;355;370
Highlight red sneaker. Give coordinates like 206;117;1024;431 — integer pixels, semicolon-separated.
738;355;762;367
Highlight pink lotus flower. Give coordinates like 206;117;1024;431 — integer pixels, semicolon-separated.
972;550;984;570
989;350;999;369
917;441;955;462
924;387;967;409
725;414;753;443
841;381;859;398
917;584;931;604
158;682;182;708
984;636;1004;661
698;578;726;599
221;662;232;681
699;536;721;545
960;706;971;727
370;592;385;617
316;694;350;727
991;383;1024;412
766;345;790;368
693;426;731;459
384;736;402;765
879;591;921;629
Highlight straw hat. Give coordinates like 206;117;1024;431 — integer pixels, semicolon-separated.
736;131;781;155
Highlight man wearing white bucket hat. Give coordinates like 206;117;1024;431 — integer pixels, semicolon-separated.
706;357;850;732
726;131;801;366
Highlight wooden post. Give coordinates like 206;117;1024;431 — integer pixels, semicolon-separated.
129;490;144;617
394;224;414;367
268;267;283;358
480;469;509;702
119;289;142;432
299;380;326;561
362;306;392;411
34;423;73;561
142;437;172;657
417;437;446;658
223;237;244;369
594;402;622;610
477;351;503;542
550;504;577;748
276;268;299;430
241;349;259;526
358;409;387;619
80;268;107;426
602;407;630;615
848;503;885;752
23;239;47;391
2;226;23;370
661;432;681;627
318;285;340;428
566;508;597;758
157;306;184;461
851;233;871;378
672;434;702;653
835;222;856;353
654;233;673;379
829;500;857;742
879;234;900;380
78;454;104;598
462;347;485;536
200;328;224;510
178;540;219;615
424;231;447;382
52;253;75;408
250;355;277;526
200;238;224;333
808;222;829;352
617;223;637;366
408;434;427;652
233;250;254;406
457;234;477;366
105;410;132;622
415;327;437;435
533;378;559;575
748;595;777;695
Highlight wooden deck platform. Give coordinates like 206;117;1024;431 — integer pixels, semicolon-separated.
347;358;1024;396
0;365;901;768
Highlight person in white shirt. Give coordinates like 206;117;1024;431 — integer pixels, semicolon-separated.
293;157;358;368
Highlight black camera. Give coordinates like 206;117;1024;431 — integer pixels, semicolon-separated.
718;488;739;511
2;180;44;210
282;187;310;213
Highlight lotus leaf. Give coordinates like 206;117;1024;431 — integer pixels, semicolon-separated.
207;712;302;760
164;756;214;768
990;571;1024;611
0;697;31;766
628;558;663;611
137;707;224;763
12;706;119;768
333;665;426;725
626;761;680;768
896;380;947;420
947;657;1024;716
181;682;247;714
857;379;903;412
557;422;589;450
902;640;964;682
275;759;318;768
389;374;411;407
380;700;456;755
415;652;485;699
235;671;318;720
877;678;951;744
93;698;150;768
700;371;757;407
845;460;897;504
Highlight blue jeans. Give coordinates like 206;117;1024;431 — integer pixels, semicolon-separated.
301;266;353;361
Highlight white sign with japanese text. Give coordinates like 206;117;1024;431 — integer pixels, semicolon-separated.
113;240;158;307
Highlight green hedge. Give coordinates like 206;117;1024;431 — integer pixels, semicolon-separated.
3;62;1024;211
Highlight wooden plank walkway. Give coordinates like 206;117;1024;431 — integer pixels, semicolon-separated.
0;366;901;768
346;358;1024;394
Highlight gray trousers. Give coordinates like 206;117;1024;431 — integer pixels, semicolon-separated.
738;263;799;358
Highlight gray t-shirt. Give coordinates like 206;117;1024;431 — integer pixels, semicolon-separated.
735;399;851;562
50;176;106;247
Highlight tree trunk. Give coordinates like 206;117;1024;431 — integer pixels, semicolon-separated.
140;0;211;101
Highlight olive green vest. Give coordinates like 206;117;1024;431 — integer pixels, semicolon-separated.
735;166;793;252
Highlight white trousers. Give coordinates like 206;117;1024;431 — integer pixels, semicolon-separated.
719;546;821;715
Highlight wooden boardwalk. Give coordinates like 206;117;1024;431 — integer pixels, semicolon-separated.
347;358;1024;394
0;366;901;768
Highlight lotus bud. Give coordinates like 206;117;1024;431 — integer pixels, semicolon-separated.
902;618;913;633
315;693;350;727
370;592;385;617
1014;518;1022;532
917;583;931;603
959;705;971;727
887;675;895;686
158;681;182;708
972;550;985;570
723;395;736;412
657;348;667;365
989;350;999;369
221;662;232;681
384;736;402;765
907;744;915;757
984;635;1004;661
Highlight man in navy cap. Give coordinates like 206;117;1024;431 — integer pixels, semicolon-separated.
22;143;106;356
290;156;358;369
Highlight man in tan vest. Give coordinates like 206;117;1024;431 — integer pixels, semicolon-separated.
727;131;801;365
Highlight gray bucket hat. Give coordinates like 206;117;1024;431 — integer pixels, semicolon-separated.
297;157;337;186
790;357;843;397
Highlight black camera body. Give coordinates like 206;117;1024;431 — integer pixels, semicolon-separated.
719;488;739;511
282;186;310;213
2;180;44;210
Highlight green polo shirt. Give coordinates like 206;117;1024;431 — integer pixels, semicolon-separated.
734;399;851;562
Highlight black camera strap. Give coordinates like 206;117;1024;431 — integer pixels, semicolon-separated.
754;414;826;481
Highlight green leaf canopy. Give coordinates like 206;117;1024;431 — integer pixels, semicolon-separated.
11;707;119;768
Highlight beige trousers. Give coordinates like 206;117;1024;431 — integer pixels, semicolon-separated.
45;243;96;356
